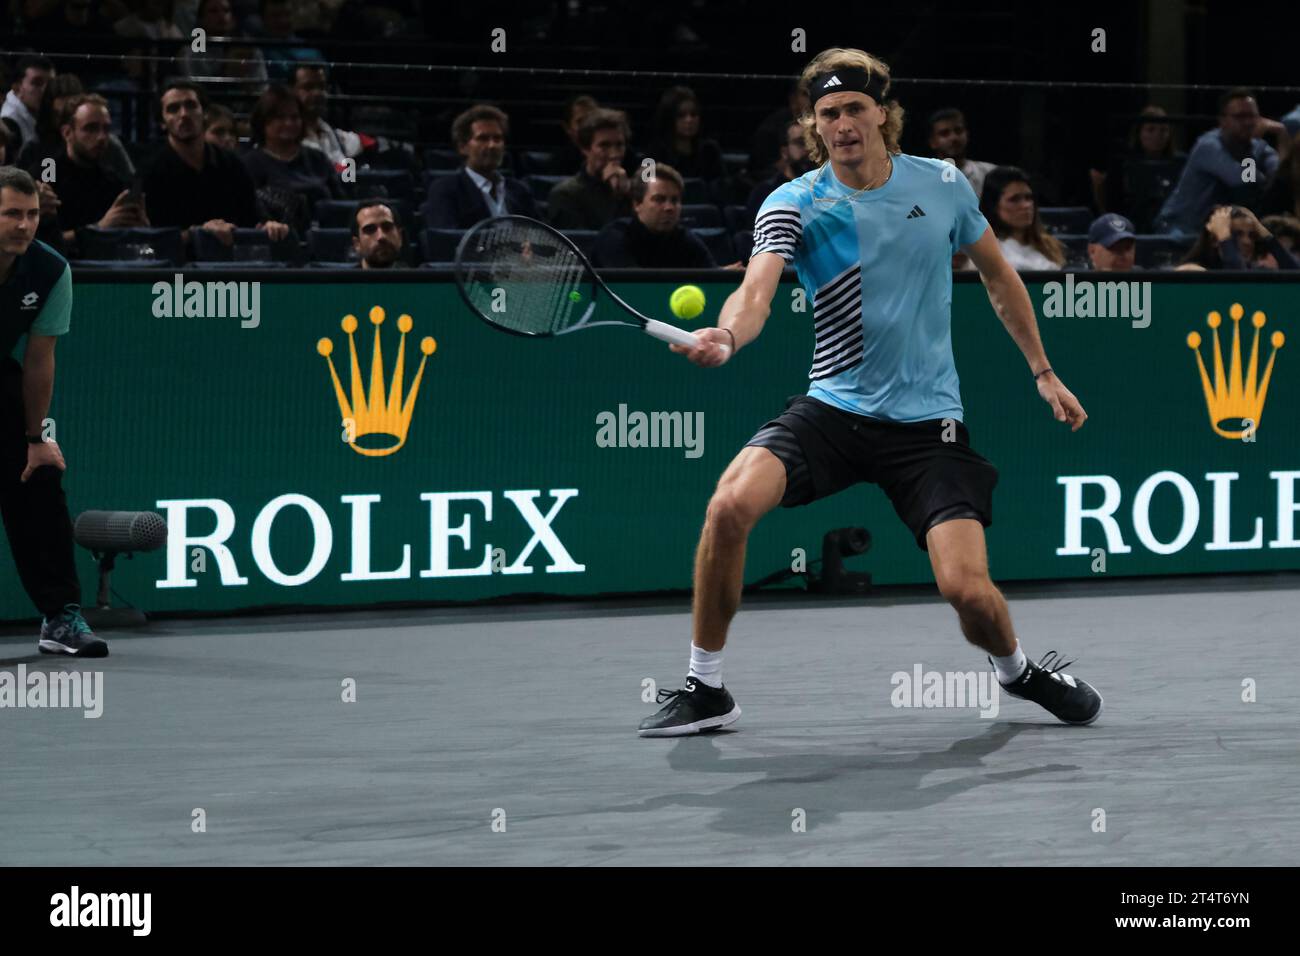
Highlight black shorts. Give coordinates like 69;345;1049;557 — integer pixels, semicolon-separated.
745;395;999;551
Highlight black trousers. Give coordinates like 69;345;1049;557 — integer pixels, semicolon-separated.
0;356;81;617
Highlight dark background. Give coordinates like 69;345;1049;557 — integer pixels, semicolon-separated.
5;0;1298;209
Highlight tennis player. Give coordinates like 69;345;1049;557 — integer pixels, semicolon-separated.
641;48;1100;736
0;167;107;657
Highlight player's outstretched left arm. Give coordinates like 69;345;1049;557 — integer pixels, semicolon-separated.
962;227;1087;432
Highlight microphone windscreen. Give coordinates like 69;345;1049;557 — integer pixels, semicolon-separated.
74;511;169;553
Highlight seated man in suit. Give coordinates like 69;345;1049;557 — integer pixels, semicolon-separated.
422;104;537;229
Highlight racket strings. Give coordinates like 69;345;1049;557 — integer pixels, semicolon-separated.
462;220;591;336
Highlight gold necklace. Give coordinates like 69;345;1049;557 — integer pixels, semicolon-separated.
812;154;893;205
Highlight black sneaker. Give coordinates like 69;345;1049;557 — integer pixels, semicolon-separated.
39;604;109;658
994;651;1101;725
639;676;741;737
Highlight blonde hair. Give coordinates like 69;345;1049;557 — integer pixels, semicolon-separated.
798;48;904;164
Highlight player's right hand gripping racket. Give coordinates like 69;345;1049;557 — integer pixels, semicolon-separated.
454;215;705;350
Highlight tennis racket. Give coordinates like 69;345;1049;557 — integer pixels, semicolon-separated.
453;215;707;350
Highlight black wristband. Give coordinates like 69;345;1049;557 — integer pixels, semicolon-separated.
1033;367;1053;380
722;327;736;351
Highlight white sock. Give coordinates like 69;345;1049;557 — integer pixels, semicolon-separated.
688;644;723;688
991;644;1028;685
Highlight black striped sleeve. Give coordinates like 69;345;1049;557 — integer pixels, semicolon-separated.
751;204;802;262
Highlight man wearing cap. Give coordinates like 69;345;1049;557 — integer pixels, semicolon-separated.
642;48;1102;738
1086;214;1138;271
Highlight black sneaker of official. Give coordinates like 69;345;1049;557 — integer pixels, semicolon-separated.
39;604;109;658
994;651;1101;725
638;676;741;737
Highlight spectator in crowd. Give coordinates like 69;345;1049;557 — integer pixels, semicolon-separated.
1260;132;1300;219
3;55;55;151
746;119;813;225
241;83;345;231
16;73;136;185
748;80;809;178
545;94;599;175
46;94;149;246
293;64;357;170
1281;103;1300;139
351;199;406;269
1090;106;1186;233
23;0;118;40
0;122;11;164
1155;88;1289;236
290;63;420;173
115;0;184;38
1085;214;1137;272
182;0;269;93
547;108;633;231
645;86;724;182
143;79;289;245
928;107;997;200
978;166;1065;271
592;163;717;269
1260;213;1300;256
1176;204;1299;270
256;0;326;82
422;104;536;229
204;102;239;151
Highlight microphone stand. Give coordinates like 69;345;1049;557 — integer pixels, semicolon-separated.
83;549;150;629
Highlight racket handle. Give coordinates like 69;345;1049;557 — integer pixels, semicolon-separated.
644;318;703;349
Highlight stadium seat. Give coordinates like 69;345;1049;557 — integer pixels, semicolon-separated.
76;226;184;265
1040;206;1093;235
421;168;459;189
315;197;413;229
694;227;734;264
1053;233;1090;268
680;204;723;228
69;259;173;269
192;227;300;264
1135;234;1194;269
527;174;567;200
516;150;554;175
307;227;356;263
188;261;286;269
681;178;708;204
421;228;466;262
733;230;753;262
562;230;598;256
424;148;461;169
721;152;749;175
356;168;415;199
723;204;752;232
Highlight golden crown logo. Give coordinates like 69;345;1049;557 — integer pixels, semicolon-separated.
316;306;437;457
1186;303;1284;439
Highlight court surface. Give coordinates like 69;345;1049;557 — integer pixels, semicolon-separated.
2;573;1297;866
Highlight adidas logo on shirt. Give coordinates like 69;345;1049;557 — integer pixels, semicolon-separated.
905;205;927;219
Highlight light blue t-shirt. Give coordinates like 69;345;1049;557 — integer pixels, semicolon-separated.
752;153;988;423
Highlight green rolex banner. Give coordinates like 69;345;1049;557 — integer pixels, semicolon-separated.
1;273;1295;621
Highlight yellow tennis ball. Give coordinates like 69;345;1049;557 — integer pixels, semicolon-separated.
670;285;706;320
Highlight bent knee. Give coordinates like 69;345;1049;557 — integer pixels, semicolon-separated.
706;488;765;537
937;573;997;613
